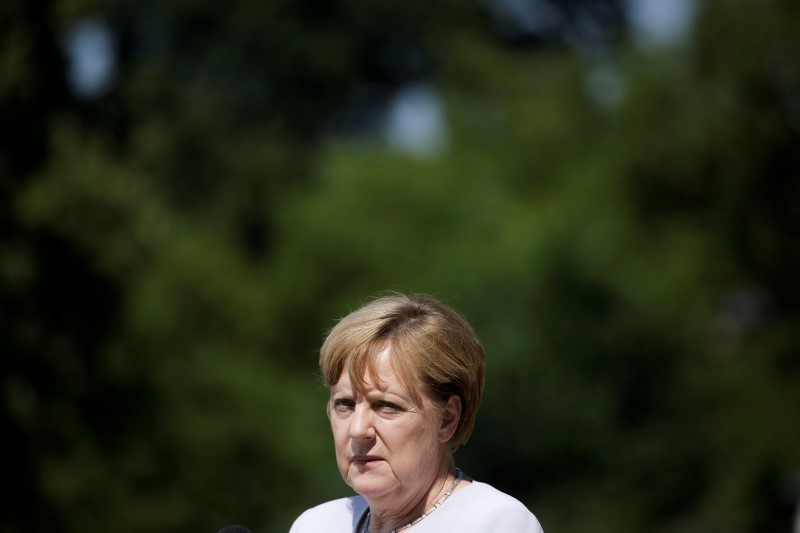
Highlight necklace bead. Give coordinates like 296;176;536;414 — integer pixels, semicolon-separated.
361;468;463;533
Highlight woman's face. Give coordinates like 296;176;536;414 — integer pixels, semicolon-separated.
329;349;448;504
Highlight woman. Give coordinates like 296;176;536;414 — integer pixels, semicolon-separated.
290;294;543;533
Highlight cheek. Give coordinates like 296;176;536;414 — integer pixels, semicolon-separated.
330;419;347;446
331;424;351;472
387;420;433;452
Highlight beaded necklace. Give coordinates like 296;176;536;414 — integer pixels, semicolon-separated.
360;468;463;533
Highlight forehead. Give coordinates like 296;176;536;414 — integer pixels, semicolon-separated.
332;349;416;396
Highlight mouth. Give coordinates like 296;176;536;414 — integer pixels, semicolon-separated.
351;455;383;465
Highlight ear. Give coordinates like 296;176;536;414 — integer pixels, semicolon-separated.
438;395;462;443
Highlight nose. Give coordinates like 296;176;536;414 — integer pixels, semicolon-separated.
349;404;376;440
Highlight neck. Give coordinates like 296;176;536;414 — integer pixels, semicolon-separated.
364;456;457;533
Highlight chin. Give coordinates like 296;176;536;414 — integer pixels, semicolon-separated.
347;471;395;499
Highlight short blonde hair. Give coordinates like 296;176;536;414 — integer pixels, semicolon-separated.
320;294;485;451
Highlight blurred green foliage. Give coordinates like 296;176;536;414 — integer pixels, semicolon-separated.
2;0;799;532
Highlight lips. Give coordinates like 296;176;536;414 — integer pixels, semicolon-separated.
351;455;383;464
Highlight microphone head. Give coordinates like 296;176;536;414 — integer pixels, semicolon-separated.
217;526;252;533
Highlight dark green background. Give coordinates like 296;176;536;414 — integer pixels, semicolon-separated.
2;0;799;531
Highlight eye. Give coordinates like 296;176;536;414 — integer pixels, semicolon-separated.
332;398;355;413
374;401;404;415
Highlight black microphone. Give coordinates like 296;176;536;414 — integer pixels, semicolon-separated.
217;526;252;533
